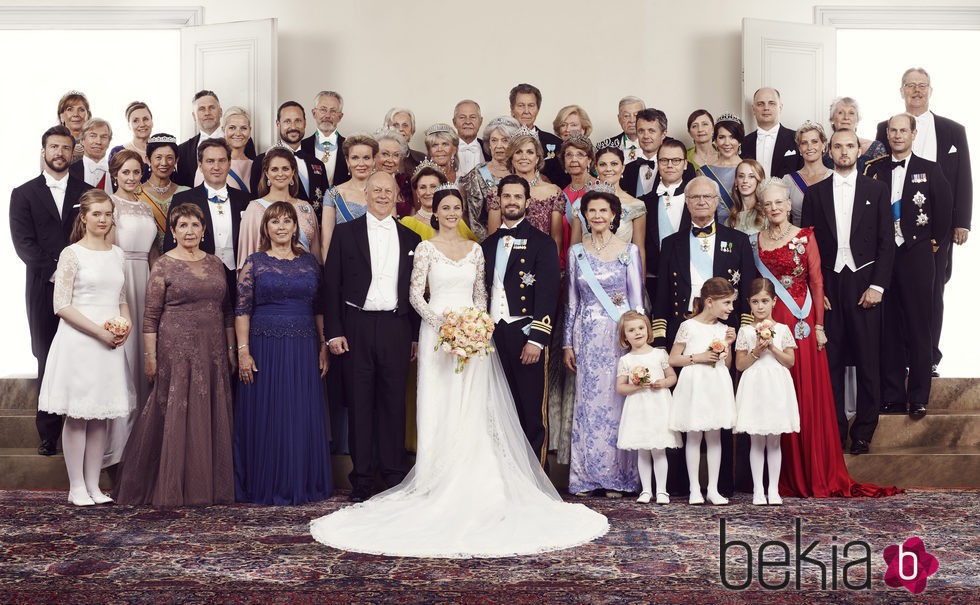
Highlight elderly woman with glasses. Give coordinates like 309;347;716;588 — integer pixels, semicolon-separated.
373;127;413;217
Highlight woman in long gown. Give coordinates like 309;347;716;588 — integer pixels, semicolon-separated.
754;178;900;498
563;190;644;496
309;187;607;558
135;134;189;252
104;150;159;467
458;117;518;240
114;203;237;507
234;202;332;505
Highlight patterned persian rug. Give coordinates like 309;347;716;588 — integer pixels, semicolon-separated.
0;489;976;604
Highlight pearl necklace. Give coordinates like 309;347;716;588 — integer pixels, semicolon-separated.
416;209;433;220
591;232;612;252
767;223;787;242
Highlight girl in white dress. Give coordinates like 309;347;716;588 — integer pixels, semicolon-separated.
38;190;135;506
734;278;800;506
615;311;680;505
667;277;737;505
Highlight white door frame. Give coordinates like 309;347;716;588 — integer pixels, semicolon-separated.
814;5;980;30
0;6;202;29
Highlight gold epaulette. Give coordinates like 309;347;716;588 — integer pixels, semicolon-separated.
863;154;889;176
740;313;754;326
530;316;552;335
651;317;667;339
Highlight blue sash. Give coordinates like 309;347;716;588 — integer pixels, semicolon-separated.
571;243;625;322
657;195;673;244
478;165;496;190
330;190;355;223
749;233;812;340
689;234;713;284
258;199;310;250
789;171;807;195
700;165;735;213
228;168;248;193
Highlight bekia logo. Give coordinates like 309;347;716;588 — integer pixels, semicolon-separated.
719;519;940;593
883;536;939;594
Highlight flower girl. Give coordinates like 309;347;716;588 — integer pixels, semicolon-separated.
734;278;799;505
615;311;680;504
667;277;737;505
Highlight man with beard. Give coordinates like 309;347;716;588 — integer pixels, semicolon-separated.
174;90;255;187
9;125;92;455
251;101;328;217
481;174;561;466
301;90;350;187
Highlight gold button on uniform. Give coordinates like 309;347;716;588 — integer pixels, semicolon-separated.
521;296;526;301
520;284;525;289
521;308;527;313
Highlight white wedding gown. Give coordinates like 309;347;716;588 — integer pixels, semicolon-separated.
310;240;608;558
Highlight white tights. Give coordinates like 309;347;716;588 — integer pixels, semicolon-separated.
749;434;782;498
636;449;668;495
686;430;722;496
61;417;107;496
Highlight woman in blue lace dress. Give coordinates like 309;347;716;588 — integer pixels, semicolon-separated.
563;190;644;496
234;202;332;505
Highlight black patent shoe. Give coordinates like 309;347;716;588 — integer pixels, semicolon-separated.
909;403;927;420
880;403;907;415
37;440;56;456
849;440;870;455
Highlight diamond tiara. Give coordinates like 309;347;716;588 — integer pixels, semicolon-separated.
433;183;461;195
147;134;177;144
424;122;454;136
411;157;442;178
513;125;539;139
716;112;742;125
585;180;617;194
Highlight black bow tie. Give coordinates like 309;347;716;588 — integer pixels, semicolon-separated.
692;224;715;238
891;158;907;169
636;158;656;168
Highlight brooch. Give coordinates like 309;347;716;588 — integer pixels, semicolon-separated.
913;191;926;207
618;250;631;265
728;269;741;285
916;212;929;226
299;204;311;214
611;293;625;306
521;272;536;286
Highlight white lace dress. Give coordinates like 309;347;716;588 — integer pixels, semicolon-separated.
734;323;801;435
38;244;135;420
668;319;736;432
310;240;608;558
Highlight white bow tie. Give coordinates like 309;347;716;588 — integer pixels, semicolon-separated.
657;184;676;196
47;180;67;191
370;220;393;231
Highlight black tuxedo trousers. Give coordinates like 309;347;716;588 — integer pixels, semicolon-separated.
882;243;935;407
493;319;548;466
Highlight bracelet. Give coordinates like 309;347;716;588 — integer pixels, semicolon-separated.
750;351;760;360
689;354;695;365
237;344;249;351
814;325;825;332
227;346;234;351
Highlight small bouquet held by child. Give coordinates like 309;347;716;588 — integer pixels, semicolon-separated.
755;319;775;342
630;366;652;387
707;338;727;367
103;316;131;337
435;307;495;373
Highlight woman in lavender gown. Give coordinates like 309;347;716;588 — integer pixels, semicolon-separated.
563;189;644;496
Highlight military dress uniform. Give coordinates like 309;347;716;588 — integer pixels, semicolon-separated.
482;218;561;464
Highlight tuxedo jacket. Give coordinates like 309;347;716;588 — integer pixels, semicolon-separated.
534;128;569;189
162;185;251;258
173;134;257;187
638;176;694;276
875;113;972;231
300;132;351;187
67;159;112;192
249;149;329;214
322;215;421;341
481;219;561;346
9;174;91;279
743;125;803;179
652;224;755;348
800;174;894;290
863;154;953;252
621;159;698;198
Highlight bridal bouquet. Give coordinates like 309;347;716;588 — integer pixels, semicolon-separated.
708;338;727;368
435;307;495;373
103;316;131;337
629;366;652;387
755;319;775;342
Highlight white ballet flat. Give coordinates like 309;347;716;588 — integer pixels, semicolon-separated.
689;491;705;505
768;493;783;506
605;490;623;499
636;491;652;504
706;492;730;506
68;490;95;507
753;492;767;506
89;491;114;505
655;492;670;505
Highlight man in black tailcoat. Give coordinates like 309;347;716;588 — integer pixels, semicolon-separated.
742;87;803;179
325;172;421;501
173;90;256;187
482;174;561;466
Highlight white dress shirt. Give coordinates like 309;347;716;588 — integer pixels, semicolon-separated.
456;139;483;177
890;155;908;246
911;111;937;162
688;225;716;312
284;143;311;197
199;128;224;145
831;171;858;273
363;212;400;311
82;155;111;192
657;181;685;232
316;130;340;185
755;124;780;178
636;153;658;196
204;184;235;270
622;135;640;163
490;219;542;348
44;172;68;217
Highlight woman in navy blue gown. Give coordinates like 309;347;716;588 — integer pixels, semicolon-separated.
234;201;332;505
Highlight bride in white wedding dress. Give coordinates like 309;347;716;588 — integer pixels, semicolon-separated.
310;187;608;558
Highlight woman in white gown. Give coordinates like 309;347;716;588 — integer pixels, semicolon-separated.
310;186;608;558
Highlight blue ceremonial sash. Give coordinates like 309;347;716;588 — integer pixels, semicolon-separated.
689;234;713;284
749;233;812;340
331;190;355;223
789;171;807;195
478;165;496;190
658;196;673;244
700;165;735;213
228;168;248;193
571;243;625;322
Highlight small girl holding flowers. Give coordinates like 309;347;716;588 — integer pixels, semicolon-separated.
614;311;680;504
734;278;799;505
667;277;738;505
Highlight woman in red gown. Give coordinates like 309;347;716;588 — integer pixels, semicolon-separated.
753;178;900;497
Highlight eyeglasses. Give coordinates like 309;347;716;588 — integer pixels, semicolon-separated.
315;107;342;115
657;158;685;166
902;82;930;90
688;194;718;202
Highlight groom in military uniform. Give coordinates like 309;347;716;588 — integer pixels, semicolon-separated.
482;174;561;466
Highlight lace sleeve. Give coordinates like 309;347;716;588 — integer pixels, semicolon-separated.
804;230;825;326
409;241;441;330
143;258;167;334
735;325;754;352
236;254;256;317
617;355;630;377
52;247;79;314
675;320;691;344
779;323;797;350
472;243;488;311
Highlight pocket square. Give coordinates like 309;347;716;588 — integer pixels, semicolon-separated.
950;145;958;154
408;250;414;256
72;204;80;208
865;200;871;205
784;149;797;156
